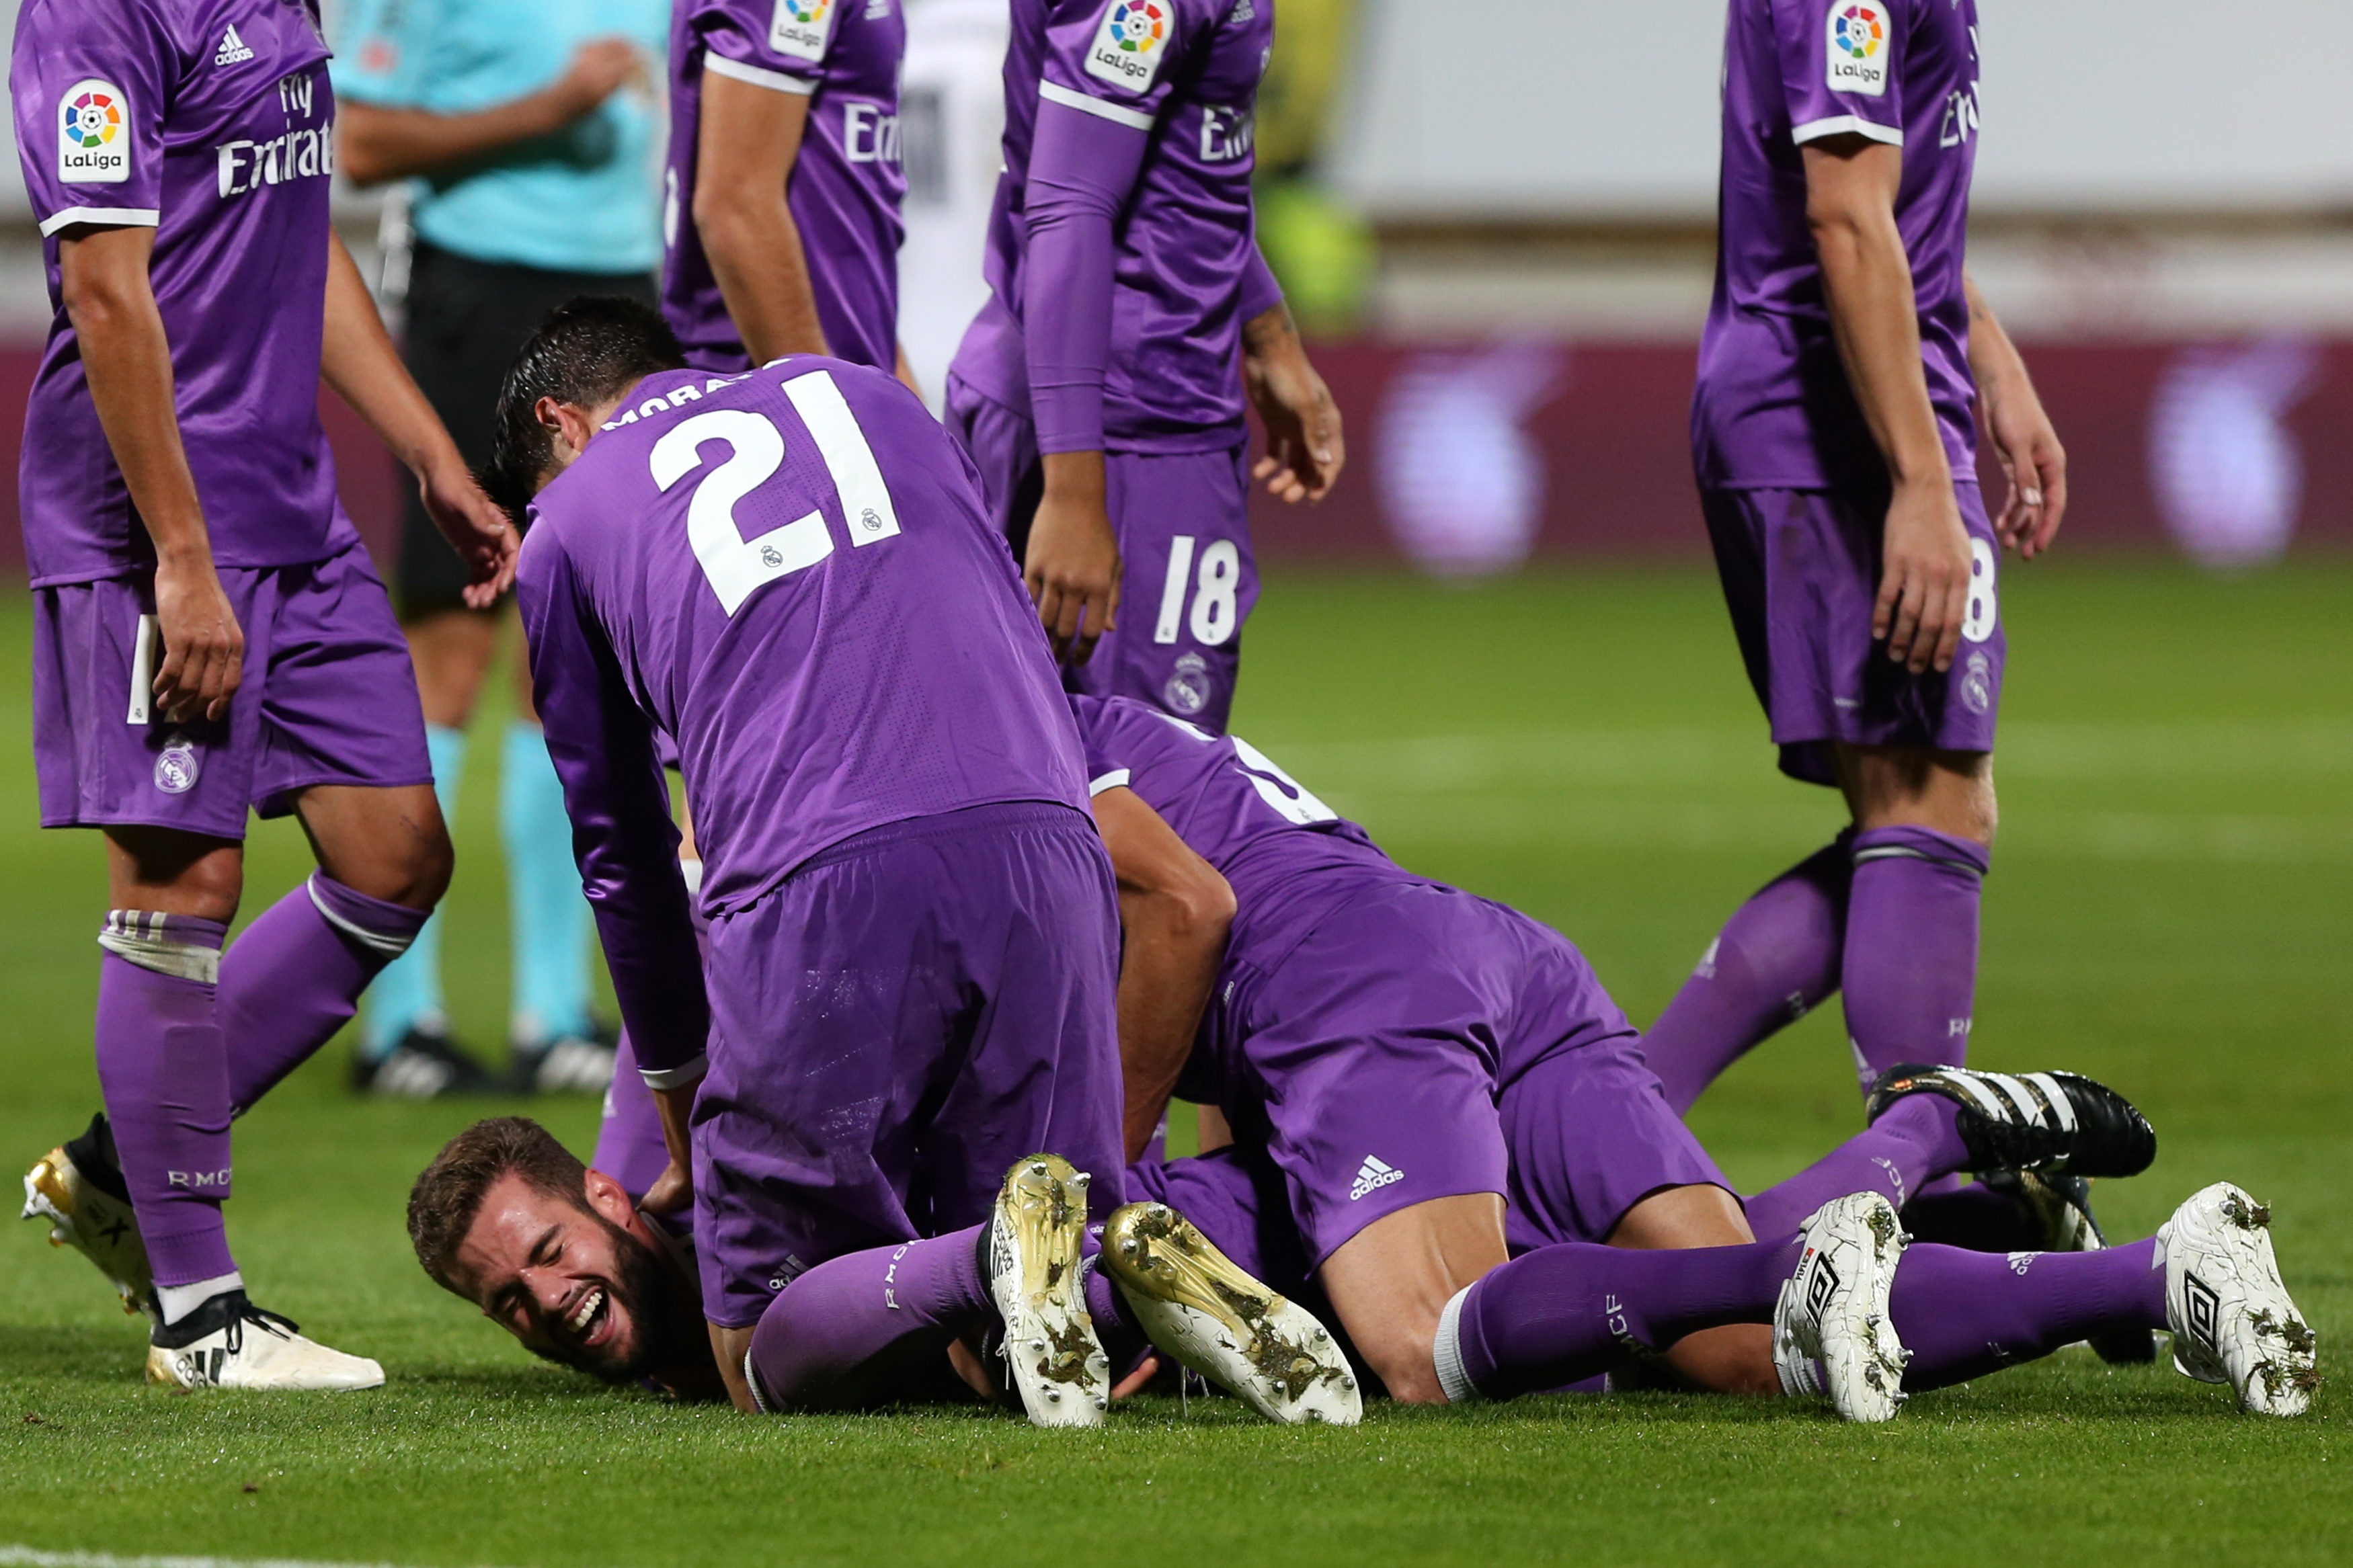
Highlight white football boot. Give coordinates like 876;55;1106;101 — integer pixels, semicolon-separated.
145;1291;384;1391
986;1153;1111;1428
1773;1192;1910;1422
2159;1182;2317;1416
1100;1201;1360;1426
22;1116;155;1324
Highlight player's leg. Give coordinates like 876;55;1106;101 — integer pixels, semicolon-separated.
354;604;491;1091
1064;446;1257;732
27;571;387;1387
1642;836;1851;1113
1641;489;1856;1110
214;540;450;1112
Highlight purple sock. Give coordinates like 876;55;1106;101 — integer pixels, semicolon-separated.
1645;836;1851;1113
93;914;235;1288
1447;1234;1801;1400
1743;1094;1968;1240
219;874;430;1113
1080;1234;1152;1373
745;1226;992;1410
1841;827;1989;1094
1894;1239;2166;1391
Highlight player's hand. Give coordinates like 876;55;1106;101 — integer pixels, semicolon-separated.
151;553;245;724
1243;314;1343;503
420;456;519;609
640;1159;692;1216
550;38;646;122
642;1081;699;1215
1027;453;1121;665
1979;365;2067;560
1874;479;1972;675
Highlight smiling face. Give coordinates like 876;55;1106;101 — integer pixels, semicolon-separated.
442;1169;688;1385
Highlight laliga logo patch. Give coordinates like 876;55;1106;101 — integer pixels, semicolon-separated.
1825;4;1889;97
154;737;201;795
1086;0;1173;94
58;79;131;183
769;0;837;64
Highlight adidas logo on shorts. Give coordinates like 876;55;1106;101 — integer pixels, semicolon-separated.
214;26;254;67
1349;1155;1404;1202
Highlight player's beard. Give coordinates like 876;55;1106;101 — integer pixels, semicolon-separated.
543;1210;696;1386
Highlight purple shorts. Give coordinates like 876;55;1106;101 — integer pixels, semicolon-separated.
945;374;1256;733
1701;482;2005;786
690;800;1123;1328
1218;880;1722;1267
32;526;430;838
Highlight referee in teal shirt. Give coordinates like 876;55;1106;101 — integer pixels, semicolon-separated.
333;0;668;1099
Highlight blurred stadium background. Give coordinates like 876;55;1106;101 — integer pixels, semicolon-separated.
2;0;2352;577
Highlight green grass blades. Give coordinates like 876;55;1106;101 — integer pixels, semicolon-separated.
2;558;2348;1567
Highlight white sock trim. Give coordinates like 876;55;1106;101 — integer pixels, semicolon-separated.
306;875;417;959
742;1349;774;1413
679;856;705;898
1432;1283;1482;1404
156;1271;243;1326
97;911;221;985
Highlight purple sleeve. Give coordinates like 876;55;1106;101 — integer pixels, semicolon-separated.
1778;0;1906;147
514;534;712;1089
1237;242;1283;328
694;0;829;96
1022;98;1148;453
1066;696;1131;793
12;0;172;237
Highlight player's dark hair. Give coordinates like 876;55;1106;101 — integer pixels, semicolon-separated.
407;1116;592;1290
482;294;688;525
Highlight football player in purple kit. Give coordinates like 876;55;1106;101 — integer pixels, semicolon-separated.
945;0;1343;732
481;297;1144;1420
13;0;518;1389
1079;696;2317;1418
662;0;913;380
1649;2;2071;1227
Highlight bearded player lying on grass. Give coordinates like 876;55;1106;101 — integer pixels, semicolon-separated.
416;696;2315;1421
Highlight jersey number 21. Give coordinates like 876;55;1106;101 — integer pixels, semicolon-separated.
650;371;900;616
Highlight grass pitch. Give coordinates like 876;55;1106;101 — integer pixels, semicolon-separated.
1;557;2348;1567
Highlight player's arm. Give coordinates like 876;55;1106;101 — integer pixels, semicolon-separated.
1089;784;1236;1163
1963;274;2065;559
692;68;829;364
516;546;709;1210
1240;255;1343;504
56;224;241;723
1802;134;1970;675
337;40;644;185
1021;95;1153;665
320;233;516;602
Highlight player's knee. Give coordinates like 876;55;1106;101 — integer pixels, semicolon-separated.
1362;1335;1448;1405
1663;1323;1780;1396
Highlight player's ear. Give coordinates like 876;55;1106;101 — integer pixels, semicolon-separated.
581;1167;635;1226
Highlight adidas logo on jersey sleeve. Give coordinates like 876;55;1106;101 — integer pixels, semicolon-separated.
215;26;255;67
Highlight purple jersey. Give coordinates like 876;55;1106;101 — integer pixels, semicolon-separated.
1691;0;1981;492
11;0;339;587
1072;691;1414;980
951;0;1277;454
662;0;906;374
516;358;1090;1079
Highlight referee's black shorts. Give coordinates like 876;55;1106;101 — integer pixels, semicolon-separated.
395;241;657;618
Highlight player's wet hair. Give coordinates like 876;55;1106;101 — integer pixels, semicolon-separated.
483;295;688;525
407;1116;593;1289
